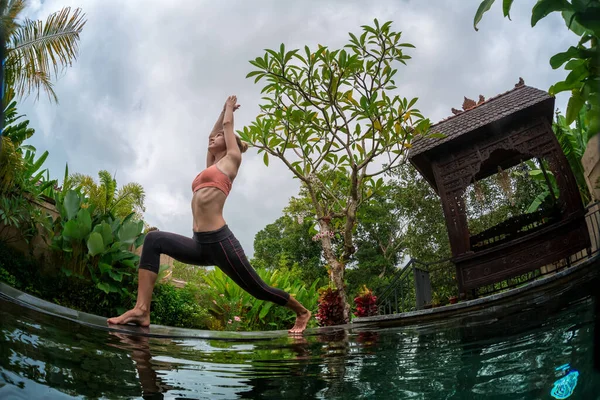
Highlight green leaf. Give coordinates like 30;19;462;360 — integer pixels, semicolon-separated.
565;90;585;124
64;190;80;220
97;282;118;294
531;0;572;27
134;233;145;249
527;191;550;213
548;79;581;95
474;0;496;31
63;219;88;241
93;222;114;248
259;302;273;320
564;64;589;87
121;259;136;269
564;59;585;70
561;10;588;35
575;8;600;37
117;220;143;245
98;262;112;274
373;120;382;131
263;152;269;166
503;0;514;19
77;208;92;233
87;232;105;256
549;46;584;69
108;269;124;282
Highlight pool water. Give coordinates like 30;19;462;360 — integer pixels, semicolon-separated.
1;279;599;399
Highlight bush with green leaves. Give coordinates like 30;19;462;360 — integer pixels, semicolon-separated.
0;266;16;286
151;283;212;329
0;239;135;316
49;189;145;300
0;193;46;245
203;267;319;331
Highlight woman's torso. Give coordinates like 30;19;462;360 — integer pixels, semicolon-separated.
191;164;233;232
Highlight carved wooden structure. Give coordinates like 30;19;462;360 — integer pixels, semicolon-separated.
409;82;591;297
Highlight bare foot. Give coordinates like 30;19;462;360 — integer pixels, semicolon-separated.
288;310;311;334
107;308;150;327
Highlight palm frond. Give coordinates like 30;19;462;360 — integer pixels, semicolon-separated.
69;173;95;193
98;170;117;212
0;0;25;40
111;183;146;217
4;61;56;101
5;7;86;101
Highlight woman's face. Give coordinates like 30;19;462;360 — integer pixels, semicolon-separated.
209;131;226;151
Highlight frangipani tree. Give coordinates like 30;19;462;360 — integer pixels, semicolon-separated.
239;19;438;321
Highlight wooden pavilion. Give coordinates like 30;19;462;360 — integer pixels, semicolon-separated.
408;79;591;298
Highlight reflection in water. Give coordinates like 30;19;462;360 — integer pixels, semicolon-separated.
107;331;176;399
1;278;600;399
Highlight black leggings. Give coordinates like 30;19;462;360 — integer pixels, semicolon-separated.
138;225;290;306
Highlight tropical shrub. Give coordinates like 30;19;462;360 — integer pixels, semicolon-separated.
49;189;145;300
315;286;346;326
0;239;133;316
353;286;378;318
0;193;43;245
68;170;146;221
203;267;319;331
0;94;36;194
0;266;16;286
151;283;212;329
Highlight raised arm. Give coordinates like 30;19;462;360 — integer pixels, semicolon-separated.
210;104;226;137
206;104;225;167
223;95;241;162
206;101;240;167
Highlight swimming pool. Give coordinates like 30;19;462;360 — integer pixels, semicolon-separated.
1;266;599;399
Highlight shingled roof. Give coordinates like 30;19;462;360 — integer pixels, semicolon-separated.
409;84;553;159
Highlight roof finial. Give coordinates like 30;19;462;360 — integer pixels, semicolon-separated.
462;96;477;111
515;77;525;87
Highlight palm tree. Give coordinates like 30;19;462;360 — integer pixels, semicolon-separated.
69;170;146;221
1;0;86;102
0;0;86;152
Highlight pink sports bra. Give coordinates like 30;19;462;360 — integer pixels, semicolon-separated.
192;164;232;196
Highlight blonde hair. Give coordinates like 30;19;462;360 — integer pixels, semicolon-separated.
236;135;249;153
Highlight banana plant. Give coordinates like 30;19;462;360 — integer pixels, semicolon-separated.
20;147;57;196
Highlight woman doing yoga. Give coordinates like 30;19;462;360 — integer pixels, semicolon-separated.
108;95;312;334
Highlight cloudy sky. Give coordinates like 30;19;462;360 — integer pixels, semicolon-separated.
20;0;576;257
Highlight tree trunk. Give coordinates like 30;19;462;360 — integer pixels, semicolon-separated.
319;219;350;323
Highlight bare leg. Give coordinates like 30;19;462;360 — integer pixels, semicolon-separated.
286;296;311;334
107;269;157;326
